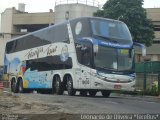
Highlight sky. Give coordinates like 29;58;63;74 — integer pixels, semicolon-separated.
0;0;160;13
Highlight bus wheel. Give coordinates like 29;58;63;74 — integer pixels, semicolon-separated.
11;79;18;93
54;76;64;95
80;90;87;96
18;79;24;93
66;76;76;96
89;90;97;97
101;90;111;98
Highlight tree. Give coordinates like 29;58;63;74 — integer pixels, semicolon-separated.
94;0;155;46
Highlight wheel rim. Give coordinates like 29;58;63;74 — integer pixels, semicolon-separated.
19;84;22;92
67;79;72;92
66;76;75;96
13;81;16;91
11;81;15;91
55;78;60;92
18;80;23;93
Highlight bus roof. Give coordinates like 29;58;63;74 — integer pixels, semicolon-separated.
6;17;124;43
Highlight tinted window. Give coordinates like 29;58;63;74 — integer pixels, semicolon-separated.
70;18;92;41
75;41;93;67
6;41;16;54
6;23;69;54
26;56;72;71
94;46;133;71
91;19;132;44
34;23;69;43
15;35;50;52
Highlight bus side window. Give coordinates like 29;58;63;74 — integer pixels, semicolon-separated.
75;43;92;67
6;41;16;54
75;43;83;64
82;47;91;67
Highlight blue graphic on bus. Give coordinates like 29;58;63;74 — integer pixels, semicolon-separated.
24;68;50;88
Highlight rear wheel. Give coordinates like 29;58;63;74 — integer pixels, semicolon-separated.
18;79;24;93
66;76;76;96
89;90;97;97
11;79;18;93
101;90;111;98
54;76;64;95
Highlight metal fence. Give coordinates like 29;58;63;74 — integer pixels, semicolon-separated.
135;61;160;95
135;61;160;73
136;73;159;90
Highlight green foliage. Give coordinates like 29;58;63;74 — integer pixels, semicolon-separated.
145;84;159;96
135;84;158;96
94;0;155;46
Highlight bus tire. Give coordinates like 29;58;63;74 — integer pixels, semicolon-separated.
101;90;111;98
18;79;24;93
54;76;64;95
66;76;76;96
80;90;87;96
89;90;97;97
11;78;18;93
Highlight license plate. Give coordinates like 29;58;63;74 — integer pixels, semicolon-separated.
114;85;122;89
120;49;129;55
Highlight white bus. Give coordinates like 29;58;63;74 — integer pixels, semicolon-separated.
4;17;145;97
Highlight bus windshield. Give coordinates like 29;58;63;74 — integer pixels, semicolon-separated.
94;46;134;72
91;19;132;44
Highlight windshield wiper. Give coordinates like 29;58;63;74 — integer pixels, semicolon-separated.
94;34;117;43
96;66;116;71
96;66;134;74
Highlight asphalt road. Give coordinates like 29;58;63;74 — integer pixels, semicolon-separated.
16;92;160;114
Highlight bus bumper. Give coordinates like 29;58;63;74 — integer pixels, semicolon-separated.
92;79;136;91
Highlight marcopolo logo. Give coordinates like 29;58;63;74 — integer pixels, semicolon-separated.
60;45;69;62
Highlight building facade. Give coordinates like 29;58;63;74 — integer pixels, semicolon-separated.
135;8;160;62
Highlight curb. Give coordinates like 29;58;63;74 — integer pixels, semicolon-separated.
119;94;160;102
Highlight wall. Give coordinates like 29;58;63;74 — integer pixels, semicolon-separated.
54;3;98;23
0;34;12;65
13;12;54;25
1;8;14;33
146;8;160;22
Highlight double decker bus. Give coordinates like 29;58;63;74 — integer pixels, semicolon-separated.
4;17;145;97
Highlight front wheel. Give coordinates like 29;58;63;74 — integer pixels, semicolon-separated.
101;90;111;98
66;76;76;96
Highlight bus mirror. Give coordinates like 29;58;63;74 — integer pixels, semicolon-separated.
93;44;98;53
134;42;146;56
142;47;146;56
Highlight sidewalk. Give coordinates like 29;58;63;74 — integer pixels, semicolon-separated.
112;93;160;103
